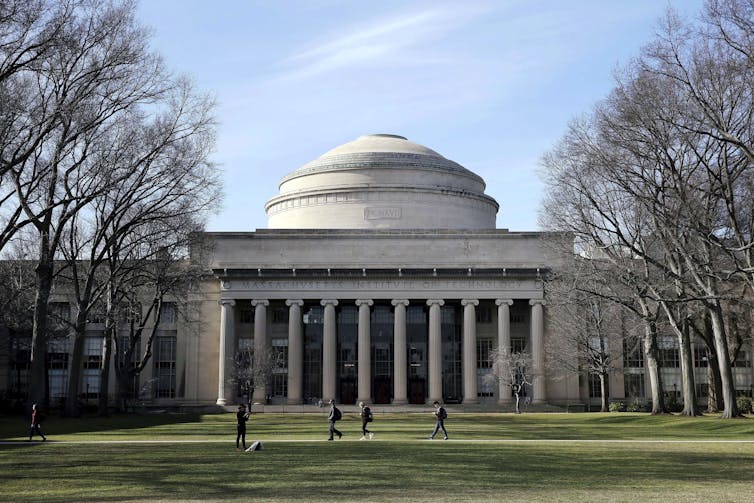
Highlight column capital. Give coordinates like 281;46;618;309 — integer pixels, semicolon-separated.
251;299;269;307
218;299;236;307
355;299;374;307
426;299;445;307
286;299;304;307
496;298;514;306
529;299;546;306
461;299;479;307
321;299;339;307
391;299;410;307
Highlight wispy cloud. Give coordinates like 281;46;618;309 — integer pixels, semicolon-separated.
274;3;490;82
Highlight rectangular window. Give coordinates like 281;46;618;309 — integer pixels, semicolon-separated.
624;372;645;398
239;307;254;324
154;336;176;398
476;306;492;324
477;339;493;369
81;337;103;398
694;345;708;367
511;337;526;353
118;336;140;399
588;373;607;398
49;302;70;329
623;338;644;368
272;307;288;324
159;302;177;325
658;336;680;368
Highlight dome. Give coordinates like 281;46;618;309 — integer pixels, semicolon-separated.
264;134;499;229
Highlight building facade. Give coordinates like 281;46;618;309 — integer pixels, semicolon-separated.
188;134;578;407
3;134;751;410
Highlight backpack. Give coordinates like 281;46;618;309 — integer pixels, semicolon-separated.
439;407;448;420
364;407;373;422
333;406;342;421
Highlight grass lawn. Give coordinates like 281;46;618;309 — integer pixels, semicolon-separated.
1;412;753;502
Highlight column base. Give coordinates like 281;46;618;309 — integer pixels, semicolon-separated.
356;398;372;405
497;398;513;405
286;398;302;405
216;398;227;405
392;399;408;405
462;398;479;405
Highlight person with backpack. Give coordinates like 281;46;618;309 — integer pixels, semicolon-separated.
28;403;47;442
428;400;448;440
358;401;374;440
327;399;343;440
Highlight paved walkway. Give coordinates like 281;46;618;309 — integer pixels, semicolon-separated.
2;438;754;444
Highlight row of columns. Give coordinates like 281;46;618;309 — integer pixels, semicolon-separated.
217;298;546;406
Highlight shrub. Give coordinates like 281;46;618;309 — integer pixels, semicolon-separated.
737;396;753;414
626;400;644;412
609;400;626;412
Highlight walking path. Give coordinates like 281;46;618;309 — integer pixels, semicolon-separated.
2;438;754;444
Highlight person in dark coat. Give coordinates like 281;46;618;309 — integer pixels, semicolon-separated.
327;399;342;440
428;400;448;440
28;404;47;442
236;404;250;449
359;401;374;440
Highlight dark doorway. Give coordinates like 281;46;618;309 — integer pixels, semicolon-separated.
340;377;357;404
409;377;426;404
373;377;391;404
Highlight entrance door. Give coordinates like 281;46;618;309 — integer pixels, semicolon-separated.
408;377;426;404
340;377;356;404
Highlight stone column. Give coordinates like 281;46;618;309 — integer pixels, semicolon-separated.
392;299;409;404
427;299;444;403
251;299;269;404
356;299;373;404
496;299;514;405
462;299;479;404
216;299;235;405
530;299;546;404
286;299;304;405
321;299;338;403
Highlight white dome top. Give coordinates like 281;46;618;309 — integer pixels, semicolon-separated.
265;134;499;230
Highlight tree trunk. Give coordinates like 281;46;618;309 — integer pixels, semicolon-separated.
64;309;88;417
708;302;739;418
98;327;112;416
677;318;700;416
643;321;667;414
28;248;53;410
599;373;609;412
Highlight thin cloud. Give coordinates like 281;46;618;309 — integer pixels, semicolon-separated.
274;3;491;82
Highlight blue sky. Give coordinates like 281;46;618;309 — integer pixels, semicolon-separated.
136;0;705;232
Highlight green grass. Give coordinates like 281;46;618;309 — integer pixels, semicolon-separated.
1;412;753;502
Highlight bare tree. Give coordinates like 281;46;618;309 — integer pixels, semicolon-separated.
546;268;633;412
485;349;534;414
229;346;283;409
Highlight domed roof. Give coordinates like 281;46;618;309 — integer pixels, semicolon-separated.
265;134;499;230
281;134;484;184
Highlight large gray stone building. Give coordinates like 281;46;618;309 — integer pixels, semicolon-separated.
190;134;578;408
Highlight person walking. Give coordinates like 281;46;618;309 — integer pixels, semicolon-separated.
327;399;343;440
236;404;250;450
428;400;448;440
359;401;374;440
28;404;47;442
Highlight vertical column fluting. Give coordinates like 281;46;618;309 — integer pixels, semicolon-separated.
251;299;269;404
462;299;479;404
356;299;374;404
392;299;409;404
216;299;235;405
496;299;514;405
530;299;546;404
427;299;445;403
321;299;338;403
286;299;304;405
